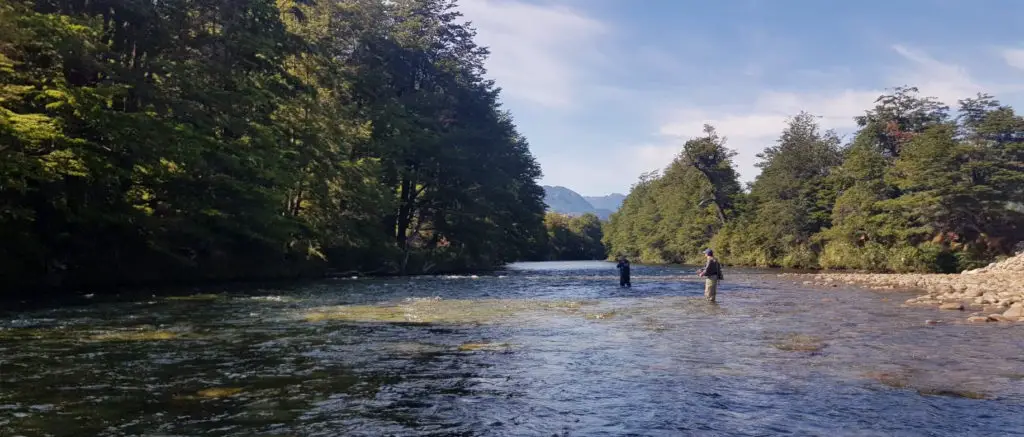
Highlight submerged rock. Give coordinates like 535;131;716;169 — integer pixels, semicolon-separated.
90;329;178;341
584;311;617;320
865;371;911;389
165;294;221;301
458;342;514;352
916;388;988;399
301;298;605;325
863;369;991;400
197;387;243;398
771;334;826;353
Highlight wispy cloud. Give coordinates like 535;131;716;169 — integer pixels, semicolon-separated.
458;0;608;109
455;0;1024;195
889;44;983;104
1003;48;1024;70
652;45;1020;185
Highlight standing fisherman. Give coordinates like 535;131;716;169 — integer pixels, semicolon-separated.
616;257;632;288
697;249;723;302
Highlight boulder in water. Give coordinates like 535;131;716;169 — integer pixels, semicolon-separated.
1002;305;1024;319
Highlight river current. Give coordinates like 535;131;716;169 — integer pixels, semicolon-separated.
1;261;1022;436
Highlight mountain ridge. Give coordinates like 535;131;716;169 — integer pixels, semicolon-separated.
584;193;626;212
542;185;624;220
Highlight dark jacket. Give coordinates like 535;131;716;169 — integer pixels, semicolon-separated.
701;257;723;280
616;261;631;277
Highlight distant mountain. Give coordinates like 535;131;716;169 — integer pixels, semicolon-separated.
584;193;626;212
542;186;623;220
542;186;594;215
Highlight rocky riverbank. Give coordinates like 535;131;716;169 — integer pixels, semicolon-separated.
777;253;1024;324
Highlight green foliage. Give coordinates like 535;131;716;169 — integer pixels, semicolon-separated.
604;87;1024;273
716;112;841;268
540;212;605;261
0;0;547;292
602;127;742;265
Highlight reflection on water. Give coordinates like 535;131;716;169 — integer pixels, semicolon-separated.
1;262;1023;436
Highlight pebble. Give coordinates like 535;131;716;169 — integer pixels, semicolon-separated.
780;252;1024;324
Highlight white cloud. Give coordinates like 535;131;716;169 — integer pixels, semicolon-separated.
453;1;1024;195
653;45;1018;185
656;90;881;184
457;0;607;109
1003;48;1024;70
889;44;983;104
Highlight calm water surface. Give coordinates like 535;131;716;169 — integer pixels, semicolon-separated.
1;261;1023;436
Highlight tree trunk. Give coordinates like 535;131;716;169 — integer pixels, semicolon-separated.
395;176;414;247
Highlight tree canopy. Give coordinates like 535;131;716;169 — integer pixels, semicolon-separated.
540;212;605;261
0;0;546;291
604;87;1024;273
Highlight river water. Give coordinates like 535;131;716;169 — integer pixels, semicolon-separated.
1;261;1022;436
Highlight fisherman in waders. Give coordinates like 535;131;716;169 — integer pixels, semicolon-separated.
616;257;632;288
697;249;723;302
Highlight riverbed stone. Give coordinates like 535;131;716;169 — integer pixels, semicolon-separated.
1003;306;1024;318
966;316;991;323
786;252;1024;315
939;302;964;311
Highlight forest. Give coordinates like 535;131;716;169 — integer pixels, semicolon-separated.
603;87;1024;273
0;0;549;291
6;1;1021;295
539;212;605;261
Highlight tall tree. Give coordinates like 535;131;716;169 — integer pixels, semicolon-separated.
0;0;550;292
716;112;842;267
680;124;742;224
603;127;742;265
607;87;1024;273
542;212;605;261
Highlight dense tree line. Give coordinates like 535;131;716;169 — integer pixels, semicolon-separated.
537;212;605;261
604;87;1024;272
0;0;546;291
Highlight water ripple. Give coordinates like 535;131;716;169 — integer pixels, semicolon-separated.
1;261;1022;436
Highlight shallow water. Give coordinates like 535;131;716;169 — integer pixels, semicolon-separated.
1;261;1023;436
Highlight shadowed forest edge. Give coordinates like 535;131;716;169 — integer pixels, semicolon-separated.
2;0;1023;294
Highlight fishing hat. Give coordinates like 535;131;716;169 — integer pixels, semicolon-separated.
703;248;714;256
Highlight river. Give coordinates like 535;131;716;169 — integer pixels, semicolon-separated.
1;261;1022;436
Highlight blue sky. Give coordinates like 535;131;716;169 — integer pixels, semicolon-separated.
457;0;1024;196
